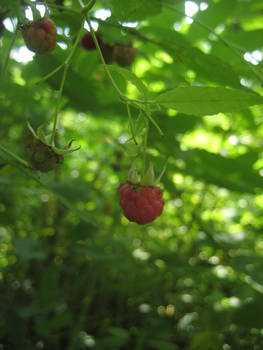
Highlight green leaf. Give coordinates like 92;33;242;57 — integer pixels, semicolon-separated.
156;86;263;116
190;331;222;350
171;149;263;194
106;0;162;21
108;65;148;98
140;26;241;88
133;111;147;136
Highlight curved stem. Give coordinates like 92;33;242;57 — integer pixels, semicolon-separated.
126;103;137;145
142;120;149;178
31;62;65;85
86;17;126;100
50;63;68;145
50;19;84;145
0;144;29;167
133;102;163;136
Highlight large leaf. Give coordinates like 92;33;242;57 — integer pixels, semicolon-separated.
106;0;162;21
171;149;263;194
140;26;241;88
156;86;263;116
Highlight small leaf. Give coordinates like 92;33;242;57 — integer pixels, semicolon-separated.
133;111;147;136
122;140;142;157
37;124;49;145
108;65;148;98
156;86;263;116
52;145;80;155
27;121;37;139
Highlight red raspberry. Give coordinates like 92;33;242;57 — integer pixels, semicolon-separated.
80;32;103;51
22;18;57;55
119;183;164;225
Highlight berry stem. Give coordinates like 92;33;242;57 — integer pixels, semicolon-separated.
50;63;68;146
50;19;85;145
154;157;169;185
0;144;29;167
133;102;163;136
81;0;97;14
126;103;138;145
84;16;126;101
31;62;65;85
142;119;149;178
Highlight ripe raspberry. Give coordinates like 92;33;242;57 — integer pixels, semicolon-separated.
80;32;103;51
119;183;164;225
22;18;57;55
113;44;136;67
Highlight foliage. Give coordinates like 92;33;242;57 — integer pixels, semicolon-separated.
1;0;263;349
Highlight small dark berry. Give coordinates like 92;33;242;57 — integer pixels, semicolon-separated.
80;32;103;51
113;44;136;67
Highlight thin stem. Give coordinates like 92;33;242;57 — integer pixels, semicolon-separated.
50;63;68;145
133;102;163;136
154;157;169;185
126;103;137;145
0;144;29;167
85;17;126;100
81;0;97;14
50;19;84;145
127;98;156;104
78;0;127;100
1;23;19;78
32;18;85;86
31;62;65;85
142;120;149;178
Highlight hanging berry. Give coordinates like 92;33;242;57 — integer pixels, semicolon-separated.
21;18;57;55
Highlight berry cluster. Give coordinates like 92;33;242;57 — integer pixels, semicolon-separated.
16;8;165;225
80;32;136;67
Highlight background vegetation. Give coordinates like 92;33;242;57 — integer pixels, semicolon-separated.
1;0;263;349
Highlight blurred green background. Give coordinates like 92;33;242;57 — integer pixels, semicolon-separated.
1;0;263;349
